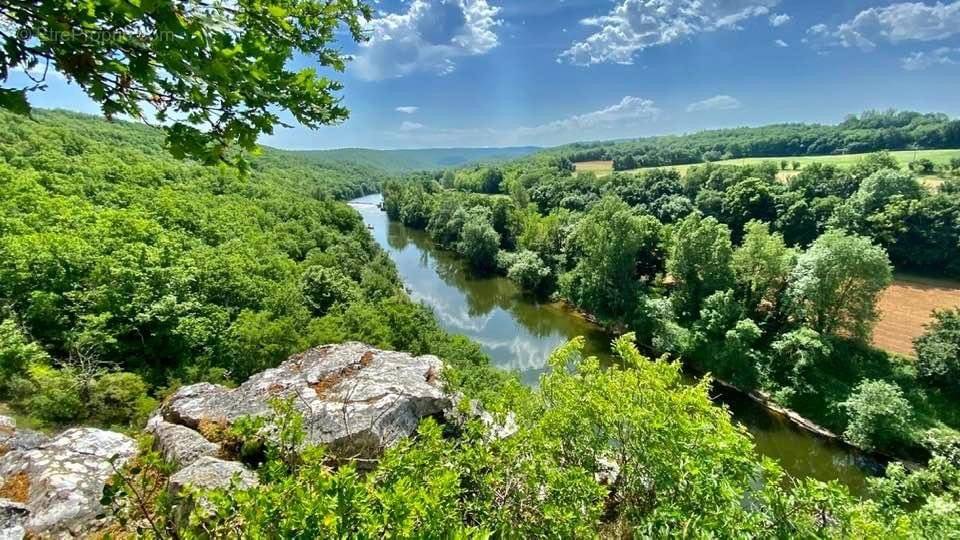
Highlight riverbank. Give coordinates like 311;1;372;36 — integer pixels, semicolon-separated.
352;194;883;494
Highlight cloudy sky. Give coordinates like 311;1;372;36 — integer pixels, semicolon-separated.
11;0;960;149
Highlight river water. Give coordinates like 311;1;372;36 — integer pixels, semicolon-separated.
351;194;883;495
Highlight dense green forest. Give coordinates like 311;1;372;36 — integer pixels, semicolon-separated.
383;145;960;464
296;146;541;173
1;109;960;535
546;110;960;170
0;109;507;429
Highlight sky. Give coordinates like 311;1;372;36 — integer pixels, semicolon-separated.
9;0;960;150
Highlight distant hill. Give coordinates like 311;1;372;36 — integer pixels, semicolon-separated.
293;147;541;172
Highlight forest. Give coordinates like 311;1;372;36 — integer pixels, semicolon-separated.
1;109;959;536
383;142;960;464
546;110;960;170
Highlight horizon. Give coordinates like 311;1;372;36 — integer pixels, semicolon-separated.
8;0;960;150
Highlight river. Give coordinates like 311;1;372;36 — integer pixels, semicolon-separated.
351;194;884;495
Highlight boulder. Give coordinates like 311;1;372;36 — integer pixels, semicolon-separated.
0;416;47;456
445;394;518;441
0;498;29;540
168;456;259;496
0;428;136;538
146;416;219;469
162;343;450;460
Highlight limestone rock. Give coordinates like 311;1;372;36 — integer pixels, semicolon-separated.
162;343;450;459
0;417;47;455
445;394;518;441
168;456;258;496
0;428;136;538
146;416;219;469
0;498;29;540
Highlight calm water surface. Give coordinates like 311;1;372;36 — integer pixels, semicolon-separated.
352;194;884;495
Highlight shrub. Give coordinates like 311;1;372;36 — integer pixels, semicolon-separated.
914;309;960;393
841;379;913;451
90;372;155;428
507;250;551;292
10;363;84;425
0;319;49;397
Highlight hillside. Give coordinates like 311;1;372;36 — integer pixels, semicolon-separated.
544;110;960;170
295;146;540;172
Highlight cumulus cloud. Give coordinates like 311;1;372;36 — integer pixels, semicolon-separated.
353;0;502;80
395;106;420;114
901;47;960;70
769;13;791;27
385;96;661;146
559;0;781;65
686;95;742;112
774;39;789;47
805;1;960;51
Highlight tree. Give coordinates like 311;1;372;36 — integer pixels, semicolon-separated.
842;380;913;451
0;318;49;396
507;250;551;293
732;221;796;315
850;169;924;215
561;196;663;319
786;231;892;341
0;0;371;167
914;309;960;393
721;177;780;238
667;214;735;321
458;208;500;272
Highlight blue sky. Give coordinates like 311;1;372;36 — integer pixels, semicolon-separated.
10;0;960;149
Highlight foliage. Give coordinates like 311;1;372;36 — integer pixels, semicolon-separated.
0;318;49;396
732;220;796;316
507;250;551;293
842;379;914;451
0;0;371;167
666;214;735;321
457;207;500;272
786;230;893;341
914;309;960;393
301;265;360;317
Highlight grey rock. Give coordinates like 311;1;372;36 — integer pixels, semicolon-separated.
0;417;45;454
0;428;136;538
0;498;30;540
146;415;219;469
168;456;258;496
163;343;450;459
446;393;518;441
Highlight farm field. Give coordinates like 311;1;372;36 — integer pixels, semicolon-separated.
873;274;960;357
574;148;960;180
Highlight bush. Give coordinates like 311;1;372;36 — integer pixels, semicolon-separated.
909;159;936;174
507;250;551;292
841;379;913;451
90;372;155;428
914;309;960;392
0;319;49;396
10;363;84;425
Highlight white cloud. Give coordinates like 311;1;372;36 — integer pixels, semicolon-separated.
352;0;502;80
385;96;661;146
10;62;64;81
559;0;781;65
686;95;742;112
901;47;960;70
769;13;791;27
774;39;789;47
395;106;420;114
399;121;425;131
805;1;960;51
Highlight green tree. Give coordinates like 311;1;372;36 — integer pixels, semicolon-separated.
561;196;663;319
850;169;924;216
507;250;551;293
786;231;892;341
667;214;735;321
842;379;913;451
914;309;960;392
301;266;360;317
732;221;796;315
0;318;49;396
0;0;371;167
458;208;500;272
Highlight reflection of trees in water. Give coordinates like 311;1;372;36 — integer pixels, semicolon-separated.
386;221;412;251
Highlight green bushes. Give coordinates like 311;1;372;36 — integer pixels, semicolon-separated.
842;380;914;451
914;309;960;392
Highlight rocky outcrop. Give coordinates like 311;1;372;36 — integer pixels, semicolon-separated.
168;456;259;496
0;421;136;539
146;416;219;469
160;342;450;461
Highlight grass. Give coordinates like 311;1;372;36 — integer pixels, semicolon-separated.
573;148;960;179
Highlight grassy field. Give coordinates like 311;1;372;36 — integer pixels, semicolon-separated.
573;149;960;180
874;274;960;357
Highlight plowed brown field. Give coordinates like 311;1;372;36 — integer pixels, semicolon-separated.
874;274;960;357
